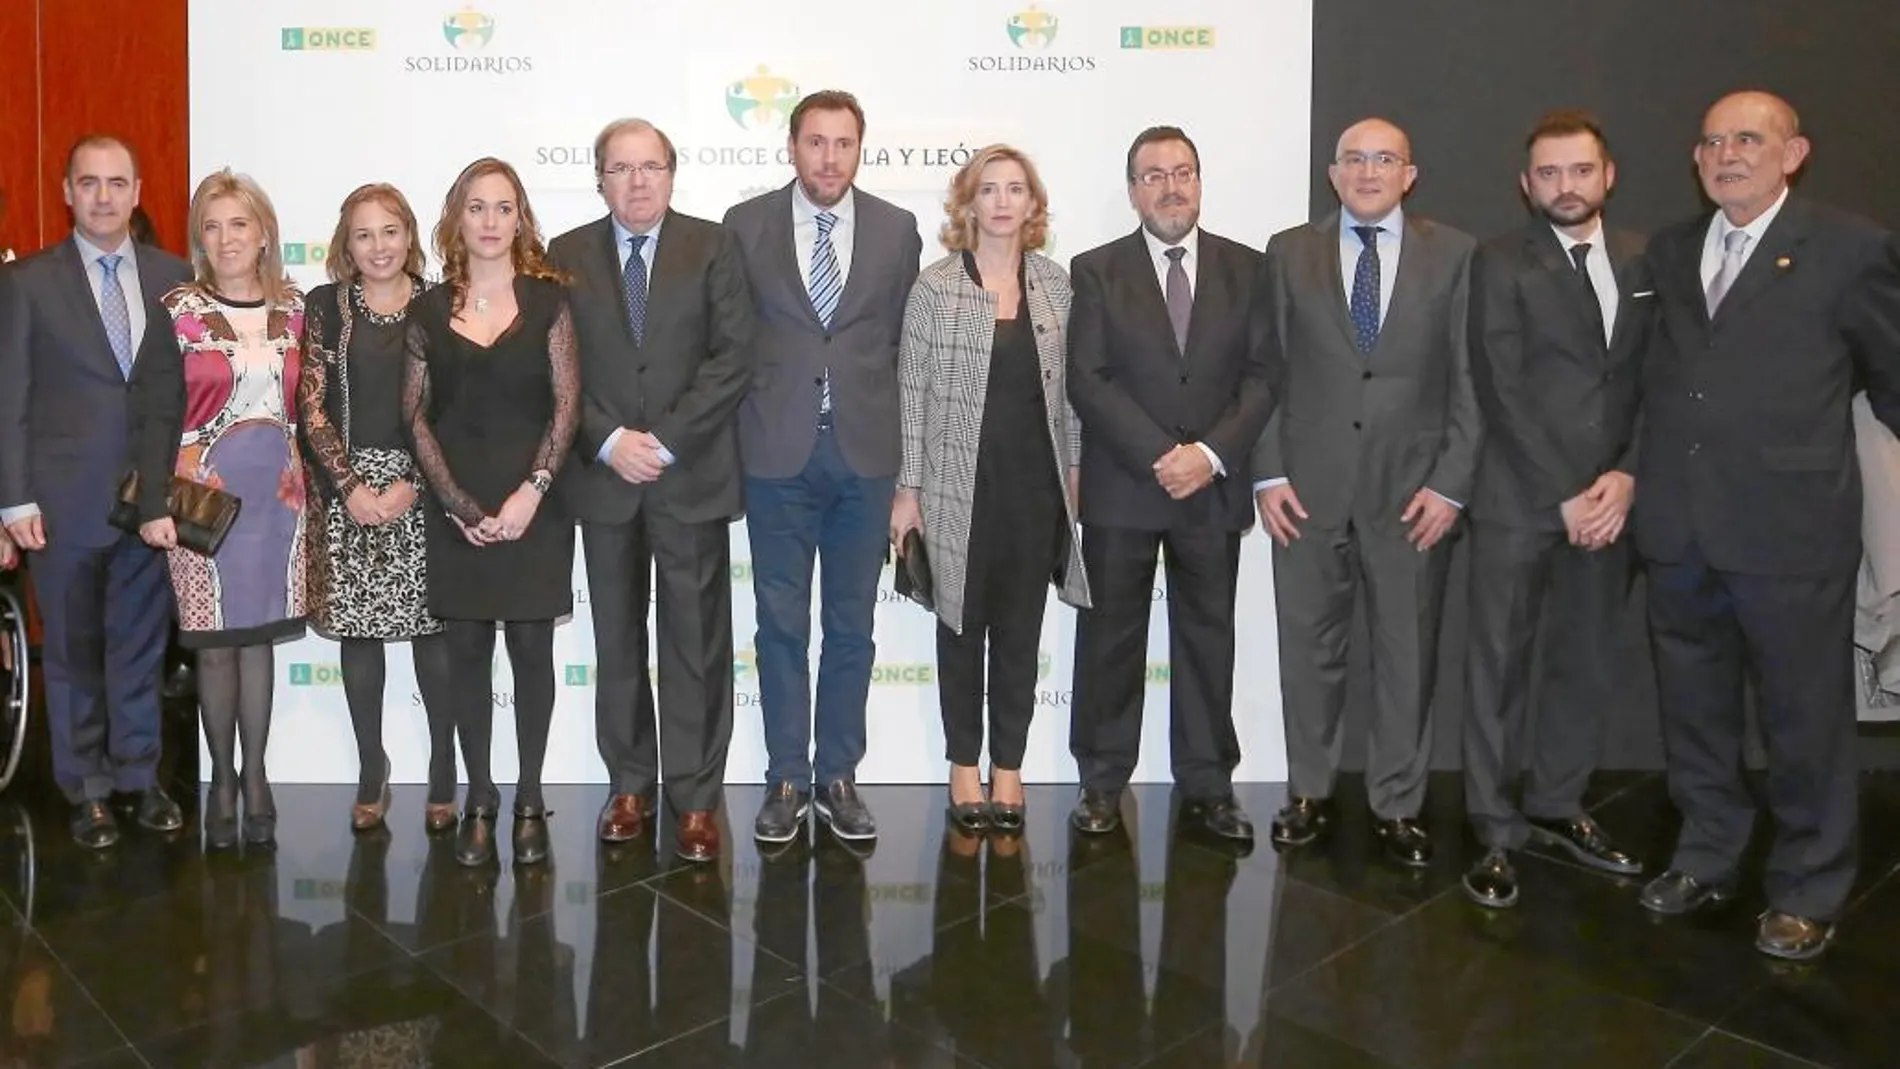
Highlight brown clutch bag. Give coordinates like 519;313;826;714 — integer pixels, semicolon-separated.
108;470;242;556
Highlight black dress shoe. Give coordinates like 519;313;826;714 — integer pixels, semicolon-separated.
512;802;550;866
755;782;810;844
815;780;877;841
1183;794;1255;844
1639;870;1737;915
134;786;185;833
70;801;119;849
987;799;1025;835
456;805;498;867
1756;911;1835;961
1463;849;1518;909
1373;817;1433;867
204;778;239;850
242;785;277;848
1270;796;1329;847
1527;814;1642;875
947;791;991;835
1070;788;1121;834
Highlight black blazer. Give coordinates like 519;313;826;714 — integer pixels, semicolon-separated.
1066;228;1274;531
1635;195;1900;576
0;238;191;547
548;210;756;526
1469;220;1653;530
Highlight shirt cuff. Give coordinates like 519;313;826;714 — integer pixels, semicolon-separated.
1427;488;1464;510
0;503;41;525
1252;477;1289;493
596;428;624;464
1192;442;1225;478
654;439;676;467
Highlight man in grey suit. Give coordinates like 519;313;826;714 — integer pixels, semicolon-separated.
723;91;923;847
0;135;191;847
1252;118;1479;867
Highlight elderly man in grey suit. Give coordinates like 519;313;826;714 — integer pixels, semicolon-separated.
0;135;192;848
724;90;923;848
1252;118;1479;867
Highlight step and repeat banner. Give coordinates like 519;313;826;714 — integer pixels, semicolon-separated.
190;0;1313;783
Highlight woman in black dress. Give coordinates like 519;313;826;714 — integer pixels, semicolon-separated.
298;182;457;834
403;157;578;867
892;145;1090;834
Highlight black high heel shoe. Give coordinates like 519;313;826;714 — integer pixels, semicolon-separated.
987;768;1026;835
204;777;240;850
242;782;277;847
456;804;498;867
512;801;550;865
947;765;990;834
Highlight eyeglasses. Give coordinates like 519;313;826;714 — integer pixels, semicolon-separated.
1335;151;1408;172
1133;166;1199;188
602;162;672;181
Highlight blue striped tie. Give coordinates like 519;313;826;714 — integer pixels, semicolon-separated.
99;253;134;377
809;210;842;414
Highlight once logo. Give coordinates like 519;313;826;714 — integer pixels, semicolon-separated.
871;662;934;685
282;242;330;266
562;664;596;687
1119;26;1217;50
1006;5;1059;50
288;662;344;686
725;65;800;132
281;27;378;51
442;8;496;50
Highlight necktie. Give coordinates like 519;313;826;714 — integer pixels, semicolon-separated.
1705;228;1749;317
622;234;648;345
1349;225;1381;354
1570;242;1607;345
809;210;842;413
1164;246;1191;353
99;253;134;377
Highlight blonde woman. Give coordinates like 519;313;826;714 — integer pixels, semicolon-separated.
133;167;307;849
891;144;1089;835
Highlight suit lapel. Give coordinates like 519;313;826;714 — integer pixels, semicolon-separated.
54;240;121;375
768;183;824;330
1118;230;1181;359
1312;212;1358;352
1604;227;1646;356
645;210;694;348
1711;197;1811;327
1184;236;1228;363
590;216;641;349
832;194;877;328
1525;224;1603;355
1373;217;1430;357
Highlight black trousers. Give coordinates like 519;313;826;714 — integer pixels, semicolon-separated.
935;572;1050;769
1463;520;1633;849
1069;524;1241;798
1647;543;1859;921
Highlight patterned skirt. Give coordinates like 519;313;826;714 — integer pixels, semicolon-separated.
309;447;441;640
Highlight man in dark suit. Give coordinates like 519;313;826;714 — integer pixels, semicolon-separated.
1635;90;1900;960
0;135;190;846
1252;118;1479;867
1066;125;1274;844
550;118;755;864
723;91;922;848
1460;111;1652;910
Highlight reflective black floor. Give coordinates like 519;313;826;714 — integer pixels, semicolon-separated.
0;771;1897;1067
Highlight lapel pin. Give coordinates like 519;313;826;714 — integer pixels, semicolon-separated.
1775;255;1794;271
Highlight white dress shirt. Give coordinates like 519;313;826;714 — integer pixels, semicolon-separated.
1554;221;1620;347
793;182;855;291
1700;184;1790;293
598;213;675;466
1139;226;1224;476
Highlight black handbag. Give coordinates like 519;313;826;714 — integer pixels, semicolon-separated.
108;470;242;556
893;529;934;611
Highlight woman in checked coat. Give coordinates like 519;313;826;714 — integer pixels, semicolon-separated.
891;143;1090;837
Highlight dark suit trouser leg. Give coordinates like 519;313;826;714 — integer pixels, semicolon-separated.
1070;525;1161;793
1272;522;1357;802
1358;521;1451;820
1522;536;1631;821
1161;528;1242;798
651;513;735;814
1464;521;1555;849
583;519;657;797
100;534;171;792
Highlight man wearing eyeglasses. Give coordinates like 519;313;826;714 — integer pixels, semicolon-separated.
1251;118;1479;867
549;117;757;862
1066;125;1275;845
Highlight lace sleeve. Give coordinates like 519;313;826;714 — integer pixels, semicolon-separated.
402;317;486;525
531;300;580;477
296;294;360;498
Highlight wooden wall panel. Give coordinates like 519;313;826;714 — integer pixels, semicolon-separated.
0;4;39;257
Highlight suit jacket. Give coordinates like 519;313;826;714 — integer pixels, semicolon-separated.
1250;211;1480;530
548;210;756;526
0;237;192;547
723;183;922;480
1636;195;1900;576
1067;228;1274;532
1468;220;1653;530
898;251;1091;633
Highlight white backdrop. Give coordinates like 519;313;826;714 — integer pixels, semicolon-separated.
189;0;1313;784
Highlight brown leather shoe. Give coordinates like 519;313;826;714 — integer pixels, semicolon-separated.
598;794;651;843
676;810;720;863
1756;910;1835;961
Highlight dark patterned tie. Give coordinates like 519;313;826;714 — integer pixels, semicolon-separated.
1164;246;1191;352
1349;225;1381;354
1570;242;1607;345
622;234;648;345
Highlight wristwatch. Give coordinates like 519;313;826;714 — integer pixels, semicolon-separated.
527;469;553;495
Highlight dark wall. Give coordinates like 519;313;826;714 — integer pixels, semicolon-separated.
1311;2;1900;239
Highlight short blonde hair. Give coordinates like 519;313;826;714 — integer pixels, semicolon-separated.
327;183;425;284
187;167;293;305
938;144;1051;253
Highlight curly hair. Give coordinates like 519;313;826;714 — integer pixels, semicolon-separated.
430;157;564;315
327;183;425;284
938;144;1050;253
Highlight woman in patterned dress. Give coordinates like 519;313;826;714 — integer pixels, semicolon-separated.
298;183;458;835
133;168;306;849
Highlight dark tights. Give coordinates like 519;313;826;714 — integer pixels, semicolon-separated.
339;631;458;805
443;619;555;811
196;643;275;813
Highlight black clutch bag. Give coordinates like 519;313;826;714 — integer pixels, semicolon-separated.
893;529;934;611
108;470;242;556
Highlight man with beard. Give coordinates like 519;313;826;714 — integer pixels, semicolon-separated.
723;91;922;848
1253;118;1478;867
1066;125;1274;844
1459;111;1651;909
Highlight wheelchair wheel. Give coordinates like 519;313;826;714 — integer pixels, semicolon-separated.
0;587;29;792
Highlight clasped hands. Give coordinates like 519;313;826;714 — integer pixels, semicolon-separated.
344;479;420;528
1561;471;1634;551
1152;443;1214;500
450;481;543;547
607;429;669;485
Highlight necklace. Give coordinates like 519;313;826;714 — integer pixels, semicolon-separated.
473;294;490;314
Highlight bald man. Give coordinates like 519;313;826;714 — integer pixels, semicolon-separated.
1251;119;1478;866
1634;91;1900;960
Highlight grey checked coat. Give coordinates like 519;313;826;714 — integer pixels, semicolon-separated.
898;251;1091;634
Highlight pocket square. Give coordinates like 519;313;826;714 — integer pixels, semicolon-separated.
1631;290;1655;299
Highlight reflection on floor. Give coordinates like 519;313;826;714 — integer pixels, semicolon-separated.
0;771;1896;1068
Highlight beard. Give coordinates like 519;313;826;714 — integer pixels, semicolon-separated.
1142;201;1198;244
1539;194;1602;228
